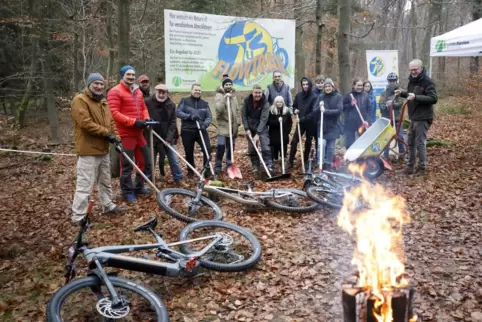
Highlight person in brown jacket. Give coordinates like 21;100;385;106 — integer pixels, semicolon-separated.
71;72;125;222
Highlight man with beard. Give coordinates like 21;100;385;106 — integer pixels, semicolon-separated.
214;76;239;174
242;85;273;178
395;59;438;175
145;84;183;183
71;72;126;222
265;71;293;112
137;75;151;98
107;65;152;202
288;77;318;170
176;83;212;177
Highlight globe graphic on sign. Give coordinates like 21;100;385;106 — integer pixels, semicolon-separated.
435;40;446;52
172;76;182;87
369;56;385;77
218;21;274;86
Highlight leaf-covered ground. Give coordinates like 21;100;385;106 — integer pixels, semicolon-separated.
0;107;481;322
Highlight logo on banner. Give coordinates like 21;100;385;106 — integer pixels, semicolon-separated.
369;56;385;77
435;40;447;52
172;76;182;87
212;21;289;86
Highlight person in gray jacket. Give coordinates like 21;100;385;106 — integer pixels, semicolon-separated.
265;71;293;111
242;85;273;178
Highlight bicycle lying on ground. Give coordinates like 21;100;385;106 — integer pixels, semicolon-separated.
158;166;320;223
47;201;261;321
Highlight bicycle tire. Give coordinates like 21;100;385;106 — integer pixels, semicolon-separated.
263;188;320;213
179;220;262;272
46;275;169;322
157;188;223;223
305;185;344;209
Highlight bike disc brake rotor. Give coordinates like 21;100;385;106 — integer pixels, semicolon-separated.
214;232;234;252
96;297;130;319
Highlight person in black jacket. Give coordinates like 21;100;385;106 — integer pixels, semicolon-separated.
314;78;343;170
343;78;371;149
176;83;212;177
288;77;318;169
395;59;437;175
145;84;183;183
268;96;292;164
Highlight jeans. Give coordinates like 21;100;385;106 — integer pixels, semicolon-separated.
407;120;430;169
120;135;152;196
247;128;272;169
214;136;235;172
181;129;211;174
153;142;183;181
316;139;336;166
383;121;406;158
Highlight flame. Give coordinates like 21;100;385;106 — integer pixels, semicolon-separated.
357;125;365;135
338;164;410;321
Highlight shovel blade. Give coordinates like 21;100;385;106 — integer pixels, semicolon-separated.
264;173;291;182
228;164;243;179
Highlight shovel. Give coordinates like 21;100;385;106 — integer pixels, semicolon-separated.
226;96;242;179
349;93;369;135
247;132;289;182
318;101;324;172
295;114;305;173
278;116;291;179
196;120;216;180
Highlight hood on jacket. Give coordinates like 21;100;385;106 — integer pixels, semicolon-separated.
300;77;313;95
216;86;236;94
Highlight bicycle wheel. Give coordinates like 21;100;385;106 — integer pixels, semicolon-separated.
179;220;261;272
157;188;223;223
306;185;344;209
263;188;320;213
46;275;169;322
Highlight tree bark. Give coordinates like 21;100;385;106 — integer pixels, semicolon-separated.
294;0;305;92
470;0;482;74
73;32;80;93
106;0;115;82
338;0;351;94
410;0;417;59
118;0;130;78
315;0;323;75
421;1;442;66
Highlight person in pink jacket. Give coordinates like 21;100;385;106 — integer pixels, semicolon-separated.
107;65;151;202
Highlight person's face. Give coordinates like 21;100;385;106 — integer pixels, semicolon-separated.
302;80;309;92
223;82;233;93
409;62;422;78
275;100;283;108
155;89;168;102
273;72;282;84
140;80;150;91
252;89;262;101
363;83;371;92
315;80;324;90
388;80;397;87
324;84;333;94
89;80;105;95
354;81;363;92
191;85;201;98
122;69;136;85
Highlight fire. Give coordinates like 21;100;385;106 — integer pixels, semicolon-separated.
338;164;411;321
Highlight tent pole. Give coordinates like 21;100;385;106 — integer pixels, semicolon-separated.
429;56;433;78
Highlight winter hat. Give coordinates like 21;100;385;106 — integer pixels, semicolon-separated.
120;65;135;78
324;78;334;87
87;73;105;86
137;75;149;83
222;77;233;87
154;83;168;91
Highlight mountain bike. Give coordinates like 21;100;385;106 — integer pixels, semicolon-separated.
158;166;320;223
272;37;289;70
47;202;261;321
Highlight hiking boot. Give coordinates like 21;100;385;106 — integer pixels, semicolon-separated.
124;193;137;202
397;167;415;175
135;187;150;195
415;168;427;176
104;205;126;216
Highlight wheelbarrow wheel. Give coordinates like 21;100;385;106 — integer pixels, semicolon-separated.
358;157;385;180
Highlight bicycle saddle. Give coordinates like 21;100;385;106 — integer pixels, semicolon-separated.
134;217;158;232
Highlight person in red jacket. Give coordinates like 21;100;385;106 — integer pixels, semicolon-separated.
107;65;151;202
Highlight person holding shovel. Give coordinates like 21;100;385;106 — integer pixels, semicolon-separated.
71;72;126;222
242;85;273;179
176;83;212;178
342;78;371;149
214;77;240;175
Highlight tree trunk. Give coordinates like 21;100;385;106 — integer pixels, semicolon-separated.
338;0;351;94
315;0;323;75
294;0;305;92
73;32;80;93
421;1;442;66
470;0;482;74
118;0;130;77
390;0;405;50
106;0;115;82
410;0;417;59
16;38;37;128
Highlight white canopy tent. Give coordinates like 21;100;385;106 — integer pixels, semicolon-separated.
429;18;482;76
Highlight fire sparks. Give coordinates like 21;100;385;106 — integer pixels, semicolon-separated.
338;165;411;321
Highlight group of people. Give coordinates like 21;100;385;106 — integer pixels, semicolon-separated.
70;59;437;222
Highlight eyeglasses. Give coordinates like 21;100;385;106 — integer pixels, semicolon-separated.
409;68;420;72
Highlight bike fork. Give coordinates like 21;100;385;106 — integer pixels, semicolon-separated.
93;257;125;308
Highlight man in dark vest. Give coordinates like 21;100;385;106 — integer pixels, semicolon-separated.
265;71;293;113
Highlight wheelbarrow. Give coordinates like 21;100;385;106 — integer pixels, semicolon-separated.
344;117;395;180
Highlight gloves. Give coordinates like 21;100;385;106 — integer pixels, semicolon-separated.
134;120;147;129
114;142;124;153
191;114;201;121
293;109;299;115
106;133;119;144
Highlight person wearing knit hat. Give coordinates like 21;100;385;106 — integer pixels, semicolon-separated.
107;64;153;202
70;72;125;222
137;75;151;98
214;76;239;174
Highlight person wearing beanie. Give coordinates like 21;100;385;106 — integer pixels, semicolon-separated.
213;76;239;174
137;75;151;98
107;65;152;202
288;76;317;170
176;83;212;178
145;84;183;183
70;72;125;222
